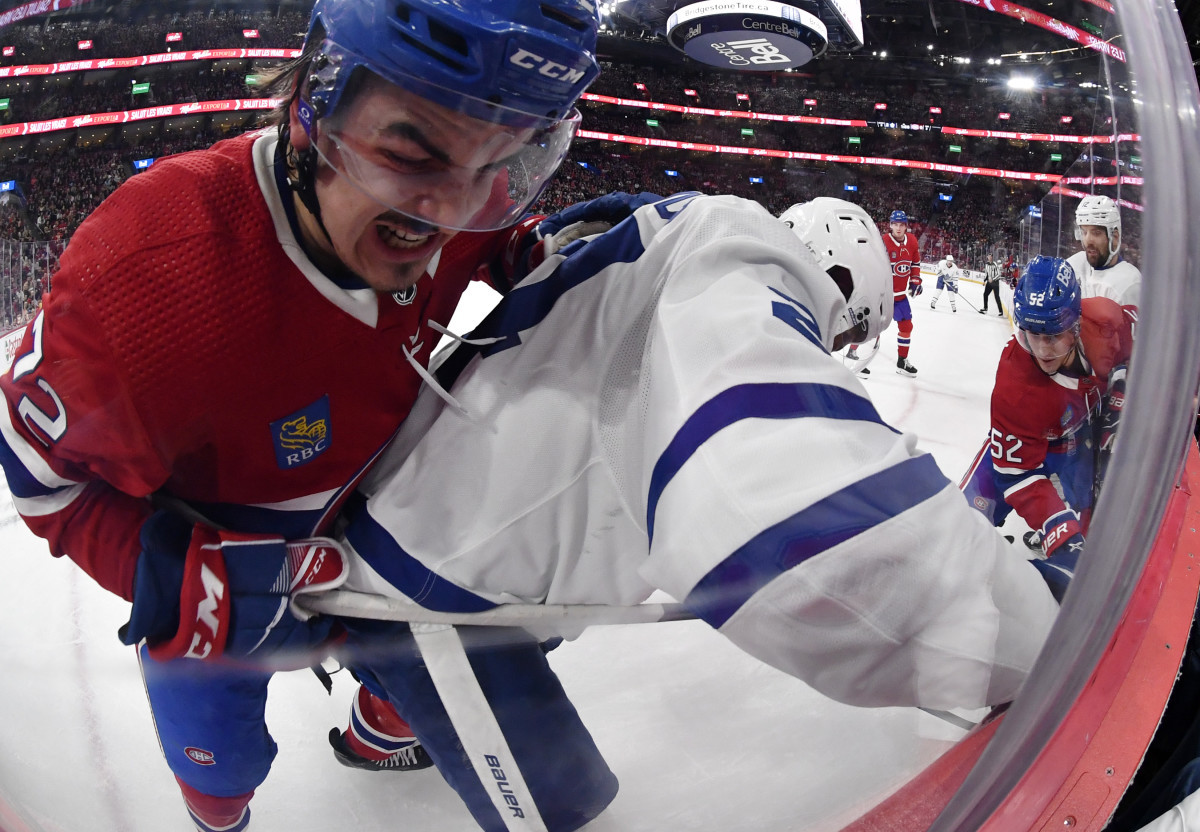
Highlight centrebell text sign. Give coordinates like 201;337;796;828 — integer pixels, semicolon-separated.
666;1;828;71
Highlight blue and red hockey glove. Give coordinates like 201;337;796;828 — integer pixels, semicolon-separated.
1094;364;1127;496
1030;509;1085;602
499;191;663;287
120;511;347;663
908;276;923;297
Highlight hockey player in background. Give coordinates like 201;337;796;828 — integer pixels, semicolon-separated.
0;1;633;830
883;209;922;376
307;194;1063;830
981;253;1005;316
960;256;1132;601
929;253;961;312
1067;194;1142;310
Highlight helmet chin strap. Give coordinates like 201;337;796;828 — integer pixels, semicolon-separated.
285;124;336;247
280;123;373;288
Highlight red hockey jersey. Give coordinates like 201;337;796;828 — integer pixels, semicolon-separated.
0;130;525;600
883;230;920;303
988;297;1132;532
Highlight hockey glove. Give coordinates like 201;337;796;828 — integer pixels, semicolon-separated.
908;276;923;297
120;511;347;663
506;191;663;284
1094;364;1127;496
1029;509;1085;602
1030;538;1083;603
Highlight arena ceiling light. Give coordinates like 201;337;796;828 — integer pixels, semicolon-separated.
666;0;830;70
1007;74;1037;90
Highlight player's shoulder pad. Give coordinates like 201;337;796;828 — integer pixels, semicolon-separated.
632;193;816;267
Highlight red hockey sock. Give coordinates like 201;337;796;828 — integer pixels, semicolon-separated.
176;777;253;832
346;685;419;760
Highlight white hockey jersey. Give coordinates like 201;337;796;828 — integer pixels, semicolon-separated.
1067;250;1141;308
936;259;961;285
340;193;1059;710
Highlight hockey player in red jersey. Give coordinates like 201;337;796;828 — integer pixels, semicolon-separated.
960;255;1132;601
0;1;622;830
882;209;922;375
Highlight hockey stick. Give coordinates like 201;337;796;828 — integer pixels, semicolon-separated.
296;589;697;629
309;592;984;734
919;707;979;731
411;623;549;832
957;286;984;314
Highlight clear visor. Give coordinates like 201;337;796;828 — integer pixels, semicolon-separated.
1016;326;1077;361
303;64;580;232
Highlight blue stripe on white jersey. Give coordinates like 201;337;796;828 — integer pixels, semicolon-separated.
434;193;703;392
646;382;900;541
685;453;949;628
343;494;497;613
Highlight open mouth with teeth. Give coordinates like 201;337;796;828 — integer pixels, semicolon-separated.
378;224;434;250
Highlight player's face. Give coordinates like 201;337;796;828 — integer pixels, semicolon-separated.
299;75;533;293
1079;224;1111;269
889;221;907;239
1019;328;1077;374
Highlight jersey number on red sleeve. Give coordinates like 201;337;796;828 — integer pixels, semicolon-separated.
9;312;68;445
989;428;1024;464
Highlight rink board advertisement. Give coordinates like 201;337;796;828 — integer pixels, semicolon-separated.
1;324;25;372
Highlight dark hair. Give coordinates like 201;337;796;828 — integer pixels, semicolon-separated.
253;23;327;137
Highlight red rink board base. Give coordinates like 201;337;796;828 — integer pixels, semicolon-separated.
843;442;1200;832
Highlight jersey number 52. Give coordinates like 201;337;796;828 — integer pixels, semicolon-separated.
989;428;1024;464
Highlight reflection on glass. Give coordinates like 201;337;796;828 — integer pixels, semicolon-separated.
0;2;1197;832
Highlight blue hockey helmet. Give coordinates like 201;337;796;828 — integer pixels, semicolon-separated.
1013;255;1081;335
303;0;600;126
889;210;909;224
293;0;600;231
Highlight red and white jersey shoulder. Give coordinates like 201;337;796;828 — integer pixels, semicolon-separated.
0;129;516;599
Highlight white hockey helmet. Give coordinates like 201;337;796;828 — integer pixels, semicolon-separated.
779;197;892;344
945;254;955;263
1074;194;1121;264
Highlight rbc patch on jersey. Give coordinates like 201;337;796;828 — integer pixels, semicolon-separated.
271;395;331;469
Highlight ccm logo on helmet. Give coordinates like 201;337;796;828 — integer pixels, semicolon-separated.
509;48;587;84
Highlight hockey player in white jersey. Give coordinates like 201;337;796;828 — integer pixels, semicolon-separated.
320;194;1060;831
929;253;960;311
1066;195;1142;309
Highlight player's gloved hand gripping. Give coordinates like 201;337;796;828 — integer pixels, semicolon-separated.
908;276;923;297
506;191;663;283
1029;509;1085;603
119;511;348;663
1094;364;1127;492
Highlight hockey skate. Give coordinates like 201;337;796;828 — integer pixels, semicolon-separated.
979;308;986;314
896;357;918;376
328;728;434;772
